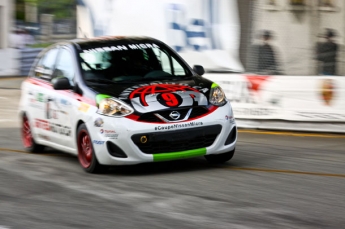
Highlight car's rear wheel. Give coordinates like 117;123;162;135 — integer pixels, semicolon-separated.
77;123;106;173
205;149;235;164
22;114;45;152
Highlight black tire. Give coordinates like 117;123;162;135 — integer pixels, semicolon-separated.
77;123;107;173
205;149;235;164
22;113;45;153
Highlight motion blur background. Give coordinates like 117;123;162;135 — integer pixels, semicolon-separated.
0;0;344;76
1;0;344;133
0;2;344;228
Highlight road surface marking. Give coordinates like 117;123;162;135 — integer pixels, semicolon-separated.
228;167;345;178
0;148;73;157
0;148;28;153
1;147;344;178
0;77;23;81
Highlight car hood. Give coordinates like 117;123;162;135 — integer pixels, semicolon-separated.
88;77;214;113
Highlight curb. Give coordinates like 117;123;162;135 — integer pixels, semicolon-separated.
0;75;25;80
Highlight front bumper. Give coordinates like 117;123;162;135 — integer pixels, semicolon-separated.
87;104;237;166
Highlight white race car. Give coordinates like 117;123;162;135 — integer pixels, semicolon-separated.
19;36;237;173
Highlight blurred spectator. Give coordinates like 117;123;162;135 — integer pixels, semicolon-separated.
10;29;25;49
10;28;35;49
319;0;334;7
248;30;282;75
23;29;35;46
316;28;338;75
290;0;305;5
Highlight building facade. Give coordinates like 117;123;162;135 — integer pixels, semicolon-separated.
0;0;18;76
241;0;345;76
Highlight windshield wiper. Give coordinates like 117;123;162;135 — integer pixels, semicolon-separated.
85;79;117;84
112;76;194;83
138;76;193;82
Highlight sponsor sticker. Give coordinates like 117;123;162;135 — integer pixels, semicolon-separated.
320;79;335;106
100;129;119;139
106;133;119;139
82;43;160;53
155;121;203;131
94;118;104;127
78;102;90;112
225;115;235;124
60;98;71;106
93;140;105;145
35;119;71;136
36;93;45;102
235;108;276;116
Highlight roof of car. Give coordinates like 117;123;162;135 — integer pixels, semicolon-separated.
71;36;159;45
66;36;164;51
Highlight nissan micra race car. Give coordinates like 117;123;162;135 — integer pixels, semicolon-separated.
19;36;237;173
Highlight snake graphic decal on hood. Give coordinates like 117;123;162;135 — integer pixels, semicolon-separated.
118;83;209;113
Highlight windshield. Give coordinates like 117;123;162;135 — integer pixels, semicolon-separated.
79;41;193;83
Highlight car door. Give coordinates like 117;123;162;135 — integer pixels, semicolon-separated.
48;47;77;148
28;48;59;143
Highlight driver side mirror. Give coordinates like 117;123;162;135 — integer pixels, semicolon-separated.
52;77;73;90
193;65;205;76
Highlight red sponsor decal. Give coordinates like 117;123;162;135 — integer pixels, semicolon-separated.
129;84;199;107
35;119;50;131
27;77;96;106
320;79;335;106
245;75;270;93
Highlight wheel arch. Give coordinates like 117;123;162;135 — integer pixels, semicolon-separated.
75;120;85;141
19;110;25;117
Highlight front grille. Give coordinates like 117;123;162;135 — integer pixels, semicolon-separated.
131;125;222;154
137;113;162;123
137;106;209;123
188;106;209;119
155;108;190;121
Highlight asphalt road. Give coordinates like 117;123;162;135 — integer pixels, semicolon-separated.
0;78;344;229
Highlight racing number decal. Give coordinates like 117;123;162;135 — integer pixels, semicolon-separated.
157;93;182;107
162;93;177;106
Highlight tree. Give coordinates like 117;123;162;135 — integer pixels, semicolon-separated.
36;0;76;19
16;0;76;21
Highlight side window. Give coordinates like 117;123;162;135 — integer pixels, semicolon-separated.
53;48;75;85
153;49;186;75
35;48;59;81
157;50;172;74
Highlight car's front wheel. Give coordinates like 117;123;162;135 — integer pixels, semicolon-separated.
22;114;45;152
77;123;106;173
204;149;235;164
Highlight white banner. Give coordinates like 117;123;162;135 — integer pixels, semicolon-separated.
204;73;345;133
77;0;244;73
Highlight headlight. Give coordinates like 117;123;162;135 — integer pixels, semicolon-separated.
209;85;227;106
97;98;134;117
